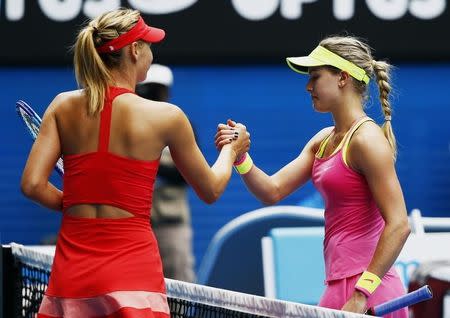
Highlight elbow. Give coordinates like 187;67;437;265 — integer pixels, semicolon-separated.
21;182;35;198
200;190;221;205
21;177;43;199
261;192;281;206
402;221;411;240
202;195;217;205
261;197;278;206
399;217;411;237
392;218;411;242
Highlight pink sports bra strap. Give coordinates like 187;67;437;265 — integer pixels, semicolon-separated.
98;87;135;152
341;117;374;165
316;130;334;158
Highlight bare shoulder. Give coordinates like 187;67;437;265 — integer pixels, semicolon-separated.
54;89;84;103
350;121;395;170
307;126;334;153
352;121;391;153
313;126;334;141
45;89;84;114
128;94;183;117
126;95;189;131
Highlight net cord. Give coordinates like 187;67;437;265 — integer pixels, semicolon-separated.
9;243;370;318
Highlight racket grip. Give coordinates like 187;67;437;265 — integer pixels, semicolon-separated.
367;285;432;316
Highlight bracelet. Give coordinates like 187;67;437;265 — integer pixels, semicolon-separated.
233;153;253;175
355;271;382;298
234;153;247;165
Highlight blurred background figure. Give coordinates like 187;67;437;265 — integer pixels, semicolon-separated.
136;64;196;283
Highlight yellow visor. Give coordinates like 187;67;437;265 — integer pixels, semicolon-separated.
286;46;370;84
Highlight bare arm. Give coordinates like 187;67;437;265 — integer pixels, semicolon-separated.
238;145;314;205
216;125;333;205
342;123;410;312
167;109;249;204
21;96;63;211
352;125;410;277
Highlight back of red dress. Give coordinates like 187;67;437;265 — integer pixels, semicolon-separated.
38;87;170;318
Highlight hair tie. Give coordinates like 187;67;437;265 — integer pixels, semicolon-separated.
385;115;392;121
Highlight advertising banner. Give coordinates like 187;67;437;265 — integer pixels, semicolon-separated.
0;0;448;65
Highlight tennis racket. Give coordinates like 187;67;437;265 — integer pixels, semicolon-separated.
16;100;64;176
366;285;433;316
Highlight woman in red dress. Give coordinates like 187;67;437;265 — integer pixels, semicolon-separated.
20;8;249;318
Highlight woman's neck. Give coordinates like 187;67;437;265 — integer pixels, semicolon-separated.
109;69;136;91
331;96;366;134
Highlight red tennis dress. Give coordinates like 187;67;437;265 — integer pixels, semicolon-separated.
38;87;169;318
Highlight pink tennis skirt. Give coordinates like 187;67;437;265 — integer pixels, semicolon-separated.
319;269;408;318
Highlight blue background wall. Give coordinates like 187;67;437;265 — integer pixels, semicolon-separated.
1;65;449;273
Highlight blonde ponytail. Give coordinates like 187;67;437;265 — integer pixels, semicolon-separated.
74;25;110;115
73;9;140;115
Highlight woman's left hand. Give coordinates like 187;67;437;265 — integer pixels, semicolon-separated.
341;290;367;314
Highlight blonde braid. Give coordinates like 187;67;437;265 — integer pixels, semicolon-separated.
372;59;397;160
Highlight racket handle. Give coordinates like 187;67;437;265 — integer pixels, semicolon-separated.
367;285;432;316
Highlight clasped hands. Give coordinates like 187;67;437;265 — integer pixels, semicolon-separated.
215;119;250;162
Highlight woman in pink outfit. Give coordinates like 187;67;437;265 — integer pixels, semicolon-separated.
215;36;410;317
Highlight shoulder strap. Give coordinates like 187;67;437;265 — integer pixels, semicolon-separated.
98;87;135;152
342;117;374;165
316;129;334;158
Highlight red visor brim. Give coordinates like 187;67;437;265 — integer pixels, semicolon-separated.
96;17;165;53
142;26;165;44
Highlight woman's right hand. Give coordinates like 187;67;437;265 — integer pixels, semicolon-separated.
215;119;250;160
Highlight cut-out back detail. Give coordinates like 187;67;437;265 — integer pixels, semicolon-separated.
65;204;134;219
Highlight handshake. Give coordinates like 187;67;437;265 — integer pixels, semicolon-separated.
214;119;251;165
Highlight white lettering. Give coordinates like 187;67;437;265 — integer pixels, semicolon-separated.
38;0;82;22
5;0;25;21
280;0;317;19
366;0;408;20
410;0;446;19
1;0;446;23
127;0;199;15
83;0;120;19
333;0;354;20
231;0;279;21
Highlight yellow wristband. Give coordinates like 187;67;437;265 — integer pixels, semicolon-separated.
355;271;382;297
233;153;253;175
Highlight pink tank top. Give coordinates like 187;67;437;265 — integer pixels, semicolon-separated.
312;117;386;282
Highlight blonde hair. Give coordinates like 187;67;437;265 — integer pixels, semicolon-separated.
73;8;140;115
319;36;397;160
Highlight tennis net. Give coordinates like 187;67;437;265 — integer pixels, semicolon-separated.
1;243;368;318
